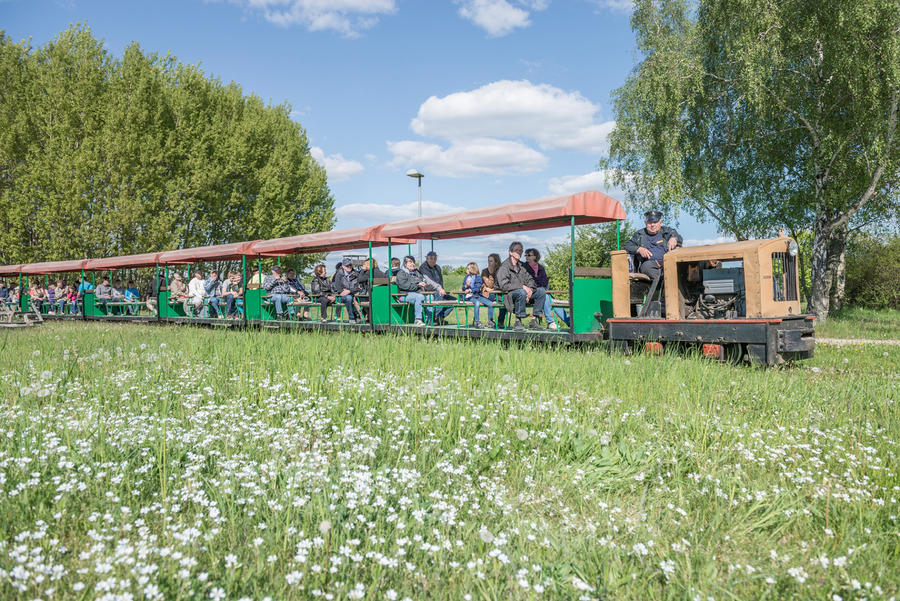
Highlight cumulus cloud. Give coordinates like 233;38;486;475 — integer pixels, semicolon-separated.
410;80;615;153
547;169;632;196
221;0;397;37
590;0;633;12
387;138;547;177
336;199;464;223
310;146;364;182
684;236;736;247
456;0;549;37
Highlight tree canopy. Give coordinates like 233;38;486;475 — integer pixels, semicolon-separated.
606;0;900;320
0;25;334;265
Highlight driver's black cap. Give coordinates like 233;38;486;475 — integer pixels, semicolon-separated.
644;210;662;223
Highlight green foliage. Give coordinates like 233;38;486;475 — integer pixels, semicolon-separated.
0;25;334;265
844;235;900;309
544;221;634;290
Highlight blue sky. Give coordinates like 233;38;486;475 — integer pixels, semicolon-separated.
3;0;728;267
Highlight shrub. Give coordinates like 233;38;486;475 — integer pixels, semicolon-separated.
844;235;900;309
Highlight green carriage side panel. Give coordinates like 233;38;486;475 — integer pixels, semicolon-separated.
244;289;275;321
83;292;105;317
158;291;186;318
371;284;391;325
20;293;30;312
572;275;613;334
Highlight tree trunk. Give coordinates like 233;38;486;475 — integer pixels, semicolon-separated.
808;214;835;321
829;225;848;313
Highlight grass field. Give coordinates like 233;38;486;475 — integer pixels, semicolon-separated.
813;308;900;340
0;321;897;600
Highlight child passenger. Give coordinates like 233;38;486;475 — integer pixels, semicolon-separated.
462;262;495;329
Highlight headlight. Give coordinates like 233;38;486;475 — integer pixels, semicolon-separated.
788;240;799;256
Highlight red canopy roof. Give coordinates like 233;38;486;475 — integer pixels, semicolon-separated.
0;264;22;277
157;241;259;264
249;226;416;257
20;260;89;275
376;190;627;240
84;252;164;271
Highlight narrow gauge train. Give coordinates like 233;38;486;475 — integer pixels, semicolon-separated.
0;191;814;365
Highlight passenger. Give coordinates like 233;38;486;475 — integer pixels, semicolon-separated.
204;271;222;318
623;210;683;281
54;280;67;314
112;279;126;304
94;277;114;311
496;241;548;331
146;274;166;316
186;271;206;317
524;248;565;331
262;265;294;320
124;280;141;315
310;263;337;323
0;281;9;306
331;261;343;285
390;257;401;277
396;255;441;327
246;267;263;290
77;278;94;303
285;269;310;320
167;273;189;312
357;259;385;296
419;251;454;325
332;258;362;324
481;252;505;327
462;262;495;329
45;282;57;314
65;285;78;315
222;271;244;319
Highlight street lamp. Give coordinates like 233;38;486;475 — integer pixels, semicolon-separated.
406;169;424;263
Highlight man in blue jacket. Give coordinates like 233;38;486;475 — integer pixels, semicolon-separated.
623;210;683;281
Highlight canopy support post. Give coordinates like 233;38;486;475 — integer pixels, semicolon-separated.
257;254;262;325
155;263;160;323
241;255;247;325
387;240;392;327
368;241;373;327
615;219;620;250
570;216;576;275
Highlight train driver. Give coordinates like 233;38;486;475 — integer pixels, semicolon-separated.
623;210;683;281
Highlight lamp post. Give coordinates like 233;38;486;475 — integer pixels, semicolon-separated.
406;169;424;263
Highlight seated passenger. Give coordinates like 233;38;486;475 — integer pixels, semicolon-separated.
396;255;441;327
77;278;94;301
204;271;222;318
246;268;263;290
94;277;114;309
222;271;243;319
54;280;67;314
462;262;495;329
623;210;682;281
332;258;361;324
310;263;336;323
390;257;401;278
285;269;310;320
420;251;454;325
524;248;567;331
0;281;9;305
146;274;166;316
262;266;294;320
124;281;140;315
112;280;126;312
65;285;78;315
481;253;506;327
357;259;385;296
167;272;189;309
496;241;547;331
45;282;56;314
186;271;206;317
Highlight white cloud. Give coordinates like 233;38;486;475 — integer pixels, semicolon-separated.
223;0;397;37
387;138;547;177
410;80;615;153
456;0;548;37
336;199;464;223
683;236;736;247
548;169;632;196
310;146;364;182
590;0;633;13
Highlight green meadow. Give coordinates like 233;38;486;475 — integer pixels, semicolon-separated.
0;321;897;600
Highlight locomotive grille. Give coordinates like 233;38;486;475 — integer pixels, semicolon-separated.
772;252;798;302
